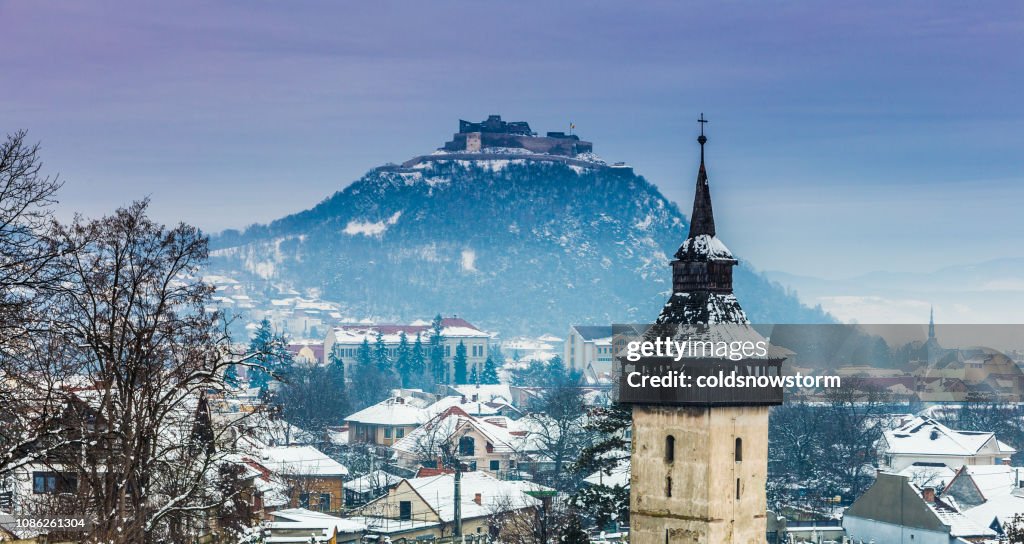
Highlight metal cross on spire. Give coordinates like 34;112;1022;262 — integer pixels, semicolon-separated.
697;113;708;160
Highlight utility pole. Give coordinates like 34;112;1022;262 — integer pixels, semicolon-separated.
453;463;462;537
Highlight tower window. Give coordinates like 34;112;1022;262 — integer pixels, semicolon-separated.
665;435;675;463
666;476;672;497
735;437;742;462
736;478;741;500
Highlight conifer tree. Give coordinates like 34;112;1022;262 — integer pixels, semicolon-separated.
328;344;347;411
429;314;446;384
469;364;478;386
411;332;427;386
453;340;468;384
481;355;500;385
395;331;412;386
223;364;239;388
373;331;390;373
247;318;292;393
356;337;372;368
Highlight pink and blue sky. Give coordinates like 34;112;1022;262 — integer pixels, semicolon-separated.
2;1;1022;282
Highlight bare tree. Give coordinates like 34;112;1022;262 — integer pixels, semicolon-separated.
0;130;62;345
521;385;593;490
43;200;250;543
0;131;71;478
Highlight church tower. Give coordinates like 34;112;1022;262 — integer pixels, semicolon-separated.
629;117;774;543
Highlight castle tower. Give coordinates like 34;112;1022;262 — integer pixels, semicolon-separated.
629;117;775;543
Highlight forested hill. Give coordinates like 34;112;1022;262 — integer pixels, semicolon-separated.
210;156;830;335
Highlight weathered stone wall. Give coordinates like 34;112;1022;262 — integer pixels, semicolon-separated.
630;405;769;544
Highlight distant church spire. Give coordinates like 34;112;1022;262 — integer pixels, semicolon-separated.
689;113;716;238
929;306;935;339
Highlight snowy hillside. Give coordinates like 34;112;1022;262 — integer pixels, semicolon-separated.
210;155;829;334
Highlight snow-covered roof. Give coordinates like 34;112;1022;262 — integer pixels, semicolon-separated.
256;446;348;477
267;508;366;538
343;470;403;494
449;384;513;404
675;233;734;260
391;406;529;457
345;395;433;426
883;416;1010;457
402;471;549;522
896;464;957;488
584;458;630;488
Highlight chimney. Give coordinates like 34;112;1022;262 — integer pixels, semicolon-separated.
922;487;936;503
473;493;482;505
1003;457;1012;466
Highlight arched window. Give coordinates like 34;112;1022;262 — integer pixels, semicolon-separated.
666;476;672;497
735;437;742;462
665;435;675;463
459;436;475;456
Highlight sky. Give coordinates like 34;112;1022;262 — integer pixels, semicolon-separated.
2;1;1023;280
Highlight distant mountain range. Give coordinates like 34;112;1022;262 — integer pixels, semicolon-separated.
209;152;831;335
765;257;1024;324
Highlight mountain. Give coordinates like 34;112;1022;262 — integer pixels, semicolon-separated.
209;153;830;335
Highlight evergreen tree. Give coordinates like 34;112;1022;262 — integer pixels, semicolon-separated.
468;364;478;386
350;337;387;409
247;318;292;393
223;364;239;388
429;314;446;385
356;337;373;368
558;510;590;544
453;340;468;384
328;344;347;411
395;331;412;386
411;332;427;386
481;355;500;384
373;331;391;373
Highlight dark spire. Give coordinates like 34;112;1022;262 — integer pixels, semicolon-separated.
928;306;935;339
688;113;715;238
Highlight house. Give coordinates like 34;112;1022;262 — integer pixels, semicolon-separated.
246;445;348;513
879;416;1016;472
343;470;403;507
344;395;434;446
262;507;366;543
390;406;530;478
347;471;550;540
564;325;613;374
943;464;1024;537
843;472;996;543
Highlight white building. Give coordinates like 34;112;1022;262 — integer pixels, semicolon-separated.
564;325;612;374
879;416;1016;472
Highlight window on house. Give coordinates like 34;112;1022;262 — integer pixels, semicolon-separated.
666;476;672;497
666;435;675;463
384;427;392;439
299;492;310;509
319;493;331;512
490;460;500;471
735;437;742;462
459;436;475;456
32;472;77;494
396;428;405;439
399;501;412;520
